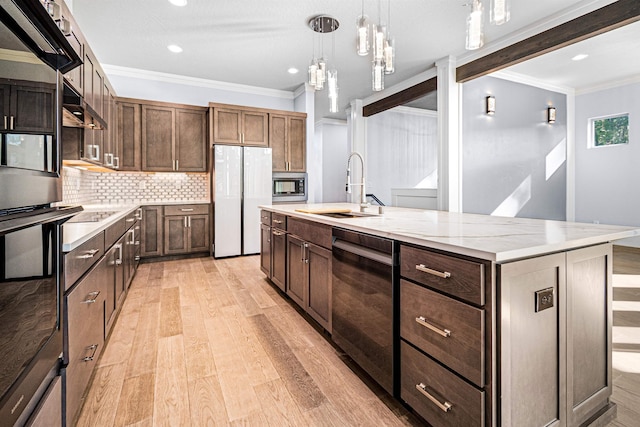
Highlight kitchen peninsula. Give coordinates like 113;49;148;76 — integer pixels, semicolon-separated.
259;203;638;427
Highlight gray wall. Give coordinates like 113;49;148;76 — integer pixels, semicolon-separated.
462;76;567;220
575;82;640;245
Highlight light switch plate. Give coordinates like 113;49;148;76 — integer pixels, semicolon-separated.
535;287;554;312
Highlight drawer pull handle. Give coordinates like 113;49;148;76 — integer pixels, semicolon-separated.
78;249;100;259
272;230;285;236
126;218;136;223
416;264;451;279
83;344;98;362
416;383;453;413
416;316;451;337
81;291;100;304
273;219;283;224
180;208;194;212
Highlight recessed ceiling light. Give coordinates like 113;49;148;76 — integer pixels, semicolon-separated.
167;44;183;53
168;0;187;6
287;67;299;74
571;53;589;61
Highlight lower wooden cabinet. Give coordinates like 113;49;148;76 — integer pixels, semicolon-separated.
260;223;271;277
64;255;108;425
164;205;210;255
26;376;62;427
270;227;287;292
286;234;332;332
401;341;485;427
104;236;124;336
141;206;163;257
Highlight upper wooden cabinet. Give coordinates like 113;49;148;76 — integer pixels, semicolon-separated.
212;105;268;147
0;80;56;134
135;99;207;172
270;113;306;172
210;102;307;171
116;101;141;171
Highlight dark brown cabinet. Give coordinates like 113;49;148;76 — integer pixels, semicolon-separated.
163;205;210;255
270;113;306;172
141;206;163;257
0;81;56;134
64;255;108;425
105;236;124;336
260;223;271;276
270;213;287;292
211;105;268;147
285;220;332;331
399;243;491;427
116;101;142;171
141;103;207;172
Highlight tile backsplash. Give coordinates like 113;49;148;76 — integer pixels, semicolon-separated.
61;167;209;205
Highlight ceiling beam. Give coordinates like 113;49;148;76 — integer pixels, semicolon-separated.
456;0;640;83
362;77;438;117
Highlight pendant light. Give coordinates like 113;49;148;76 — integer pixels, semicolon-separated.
465;0;484;50
356;0;370;56
308;16;340;112
371;0;386;91
490;0;510;25
383;0;395;74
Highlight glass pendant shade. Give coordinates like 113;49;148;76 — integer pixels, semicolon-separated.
328;69;338;97
308;59;318;87
329;89;339;113
373;24;386;61
356;16;370;56
490;0;510;25
372;60;384;92
315;58;326;89
384;37;395;74
466;0;484;50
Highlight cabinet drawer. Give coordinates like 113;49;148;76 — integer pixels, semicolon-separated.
271;212;286;229
64;231;105;290
261;210;272;225
65;257;107;422
164;204;209;216
401;341;484;427
287;217;331;249
401;279;485;386
400;245;485;306
105;217;126;249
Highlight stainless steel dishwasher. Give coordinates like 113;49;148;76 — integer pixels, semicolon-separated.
331;227;398;395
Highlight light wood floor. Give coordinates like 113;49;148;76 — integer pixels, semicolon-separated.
76;256;421;426
76;253;640;427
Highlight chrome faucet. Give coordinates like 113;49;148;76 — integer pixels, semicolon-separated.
346;151;369;210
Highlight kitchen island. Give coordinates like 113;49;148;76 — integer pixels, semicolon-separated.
259;203;638;427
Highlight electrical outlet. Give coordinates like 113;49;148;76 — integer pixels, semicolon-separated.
535;288;554;312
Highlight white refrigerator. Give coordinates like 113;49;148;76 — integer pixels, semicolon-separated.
214;145;272;258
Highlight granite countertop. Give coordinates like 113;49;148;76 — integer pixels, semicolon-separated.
63;204;139;252
62;201;210;252
261;203;640;262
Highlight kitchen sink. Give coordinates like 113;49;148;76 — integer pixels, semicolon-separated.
314;211;379;219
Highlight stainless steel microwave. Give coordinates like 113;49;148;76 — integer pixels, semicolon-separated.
272;172;307;202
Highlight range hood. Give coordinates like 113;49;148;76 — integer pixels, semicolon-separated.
62;83;107;130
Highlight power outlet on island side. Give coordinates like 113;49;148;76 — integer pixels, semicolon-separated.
535;287;554;313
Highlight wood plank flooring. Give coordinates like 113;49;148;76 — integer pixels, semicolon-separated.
76;252;640;427
76;256;421;426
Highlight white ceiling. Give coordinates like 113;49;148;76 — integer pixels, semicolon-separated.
69;0;635;120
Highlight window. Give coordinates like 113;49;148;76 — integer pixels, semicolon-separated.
590;113;629;147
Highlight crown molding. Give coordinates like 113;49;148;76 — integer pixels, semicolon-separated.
576;74;640;95
491;70;575;95
102;64;294;99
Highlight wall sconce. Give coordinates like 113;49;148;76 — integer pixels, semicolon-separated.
547;106;556;124
486;96;496;115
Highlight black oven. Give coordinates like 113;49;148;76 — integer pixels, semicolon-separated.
1;0;82;424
